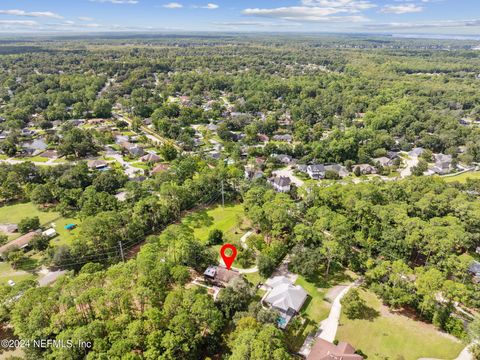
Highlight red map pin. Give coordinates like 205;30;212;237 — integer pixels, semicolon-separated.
220;244;237;270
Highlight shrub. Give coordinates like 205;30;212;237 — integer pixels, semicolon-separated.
18;216;40;234
341;288;367;320
207;229;223;246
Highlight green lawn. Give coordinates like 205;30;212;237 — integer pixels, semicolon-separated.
49;217;81;246
442;171;480;183
296;275;332;323
285;270;354;352
0;202;79;245
131;162;150;170
181;203;247;244
0;262;36;285
0;203;61;231
22;156;49;163
244;271;265;287
336;288;465;360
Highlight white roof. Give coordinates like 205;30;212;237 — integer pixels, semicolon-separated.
42;228;57;237
264;283;308;313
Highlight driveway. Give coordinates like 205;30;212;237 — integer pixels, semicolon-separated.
400;154;419;178
38;269;66;287
317;283;356;342
272;167;305;187
218;257;258;274
300;278;362;357
240;230;253;249
106;150;144;178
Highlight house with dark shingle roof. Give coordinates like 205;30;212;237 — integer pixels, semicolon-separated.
269;176;292;193
204;265;241;287
307;164;326;180
468;260;480;283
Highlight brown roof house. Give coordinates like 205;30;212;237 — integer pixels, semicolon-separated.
307;339;364;360
0;231;40;256
203;265;241;287
140;153;161;163
87;159;108;170
151;163;170;175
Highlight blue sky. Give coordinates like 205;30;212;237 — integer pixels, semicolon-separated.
0;0;479;35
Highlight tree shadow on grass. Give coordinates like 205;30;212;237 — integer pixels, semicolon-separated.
303;267;354;290
299;295;313;314
359;305;380;321
182;210;214;229
16;256;38;272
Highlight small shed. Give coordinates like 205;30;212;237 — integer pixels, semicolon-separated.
42;228;57;238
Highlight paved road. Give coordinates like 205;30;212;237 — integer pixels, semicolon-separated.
219;257;258;274
300;279;362;357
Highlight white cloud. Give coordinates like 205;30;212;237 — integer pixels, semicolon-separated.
301;0;376;11
0;9;63;19
243;7;369;22
203;3;219;9
0;20;38;26
242;0;374;23
163;2;183;8
89;0;139;4
78;16;95;21
380;4;423;14
213;21;302;28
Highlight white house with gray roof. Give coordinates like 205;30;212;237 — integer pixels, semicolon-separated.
269;176;292;192
307;164;326;180
263;276;308;329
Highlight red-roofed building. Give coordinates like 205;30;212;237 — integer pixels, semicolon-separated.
307;339;363;360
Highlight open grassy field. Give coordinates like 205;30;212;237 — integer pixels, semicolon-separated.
0;202;80;245
336;288;465;360
0;202;61;226
442;171;480;183
49;217;81;246
181;203;247;244
0;262;36;285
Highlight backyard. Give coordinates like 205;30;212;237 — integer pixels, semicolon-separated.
0;202;80;244
442;170;480;183
336;288;465;360
285;269;355;352
181;203;248;244
0;261;36;285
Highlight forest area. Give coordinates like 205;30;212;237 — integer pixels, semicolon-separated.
0;34;479;359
